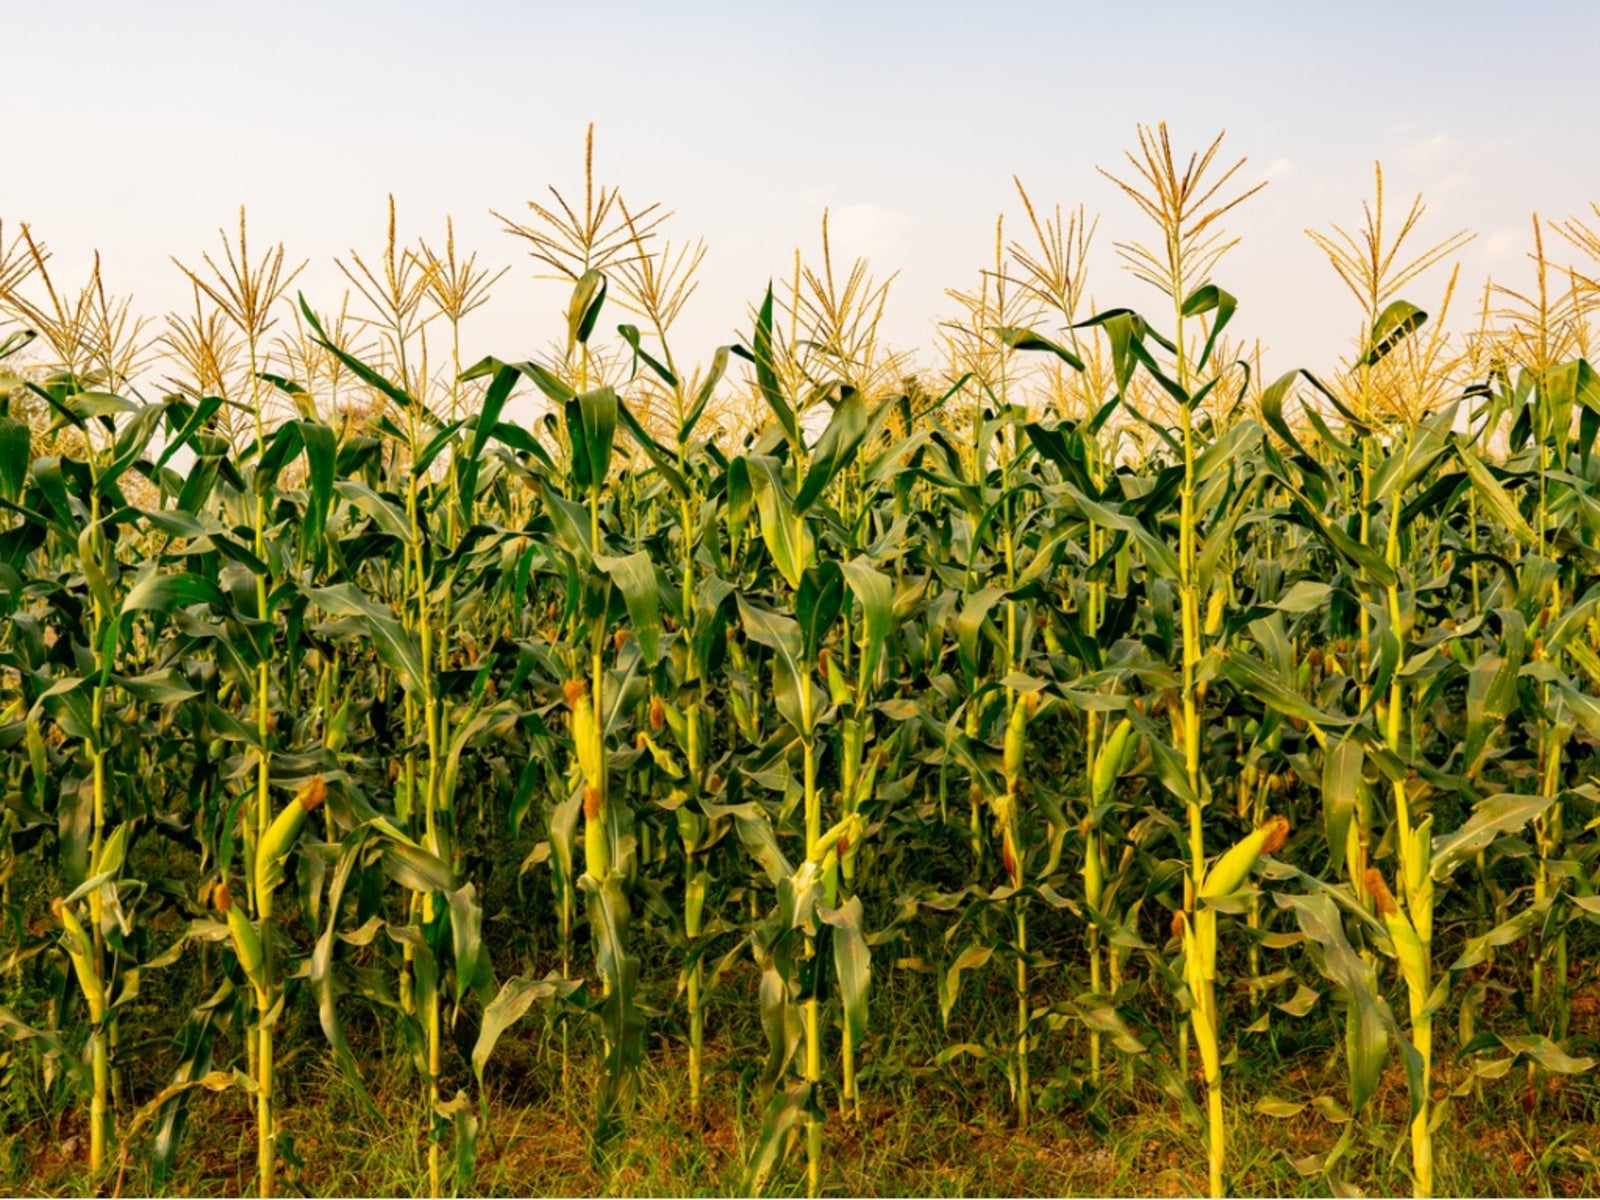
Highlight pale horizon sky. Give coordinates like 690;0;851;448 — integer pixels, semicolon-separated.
8;1;1600;391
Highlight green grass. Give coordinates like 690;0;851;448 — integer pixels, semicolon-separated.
9;1023;1598;1197
5;851;1599;1199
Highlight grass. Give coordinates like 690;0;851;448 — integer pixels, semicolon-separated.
8;1010;1599;1197
4;839;1599;1199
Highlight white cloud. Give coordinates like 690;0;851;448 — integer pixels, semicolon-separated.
766;190;911;264
1482;129;1533;153
1481;226;1526;262
1401;131;1463;170
824;202;910;264
1260;157;1296;182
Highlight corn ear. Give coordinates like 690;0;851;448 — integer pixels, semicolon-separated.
808;812;865;866
825;650;852;706
1402;814;1432;899
1367;868;1428;999
685;870;708;934
660;696;688;743
1003;700;1027;787
1093;718;1133;807
635;732;682;777
1001;820;1022;887
1200;815;1288;899
256;776;327;907
1116;719;1140;775
53;899;105;1020
1083;835;1103;908
326;694;352;753
227;900;267;993
567;682;604;786
26;715;47;793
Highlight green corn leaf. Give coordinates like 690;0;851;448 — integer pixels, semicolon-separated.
0;417;30;503
737;595;808;735
1430;793;1554;881
741;1082;815;1197
820;896;870;1043
1179;284;1237;373
595;551;664;666
122;571;228;616
938;944;993;1027
568;269;607;347
613;396;690;499
1321;738;1363;876
472;976;559;1099
115;669;201;704
565;385;618;493
616;323;678;388
1456;443;1537;545
796;562;844;661
1363;299;1426;366
333;480;413;543
746;456;810;591
742;285;801;450
994;326;1086;372
680;345;731;444
1276;891;1416;1117
839;555;894;688
794;389;868;513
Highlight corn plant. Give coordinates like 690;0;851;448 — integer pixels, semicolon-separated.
3;124;1600;1200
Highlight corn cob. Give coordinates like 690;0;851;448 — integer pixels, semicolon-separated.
219;883;267;992
53;898;105;1021
1200;815;1288;899
565;680;604;787
255;776;327;912
1093;718;1134;807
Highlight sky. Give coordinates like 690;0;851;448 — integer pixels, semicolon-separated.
7;0;1600;387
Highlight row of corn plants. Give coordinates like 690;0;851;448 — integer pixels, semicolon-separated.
3;129;1600;1197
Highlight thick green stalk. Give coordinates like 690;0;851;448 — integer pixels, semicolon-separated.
1086;705;1103;1088
1382;488;1433;1199
684;700;706;1119
240;335;278;1199
89;1021;109;1173
409;410;444;1199
87;493;112;1172
1015;906;1029;1126
1084;464;1107;1088
256;934;276;1198
1171;286;1224;1199
801;665;822;1198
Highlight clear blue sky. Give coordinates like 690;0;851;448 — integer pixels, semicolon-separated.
8;0;1599;378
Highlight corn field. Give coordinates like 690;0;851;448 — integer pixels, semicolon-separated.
3;125;1600;1198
